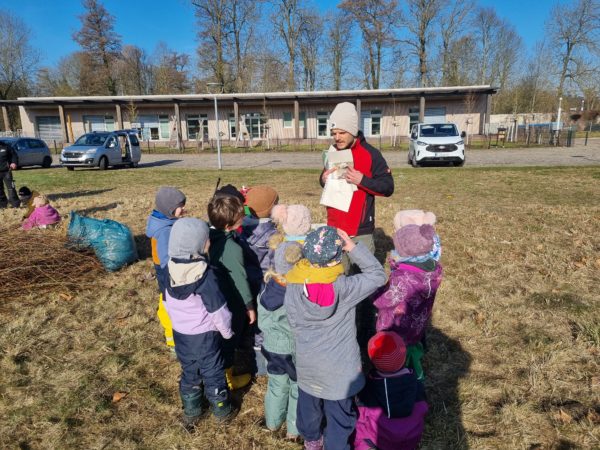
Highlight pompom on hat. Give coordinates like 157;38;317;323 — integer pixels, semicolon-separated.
303;226;343;267
393;209;436;232
329;102;359;136
273;241;303;275
271;204;312;236
245;185;278;218
368;331;407;373
393;224;436;257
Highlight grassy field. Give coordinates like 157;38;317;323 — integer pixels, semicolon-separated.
1;165;599;450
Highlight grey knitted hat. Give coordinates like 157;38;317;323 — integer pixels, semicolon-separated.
329;102;358;136
273;241;302;275
155;187;186;219
168;218;209;260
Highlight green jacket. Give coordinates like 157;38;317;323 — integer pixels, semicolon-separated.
258;278;295;356
208;228;253;314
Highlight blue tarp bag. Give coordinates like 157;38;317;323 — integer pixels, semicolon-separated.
68;211;138;271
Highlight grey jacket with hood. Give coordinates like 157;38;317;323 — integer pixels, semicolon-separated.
285;243;387;401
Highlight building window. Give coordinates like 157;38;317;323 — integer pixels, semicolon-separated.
283;111;306;128
317;111;329;137
371;110;381;136
83;115;115;132
408;107;447;133
159;115;170;140
228;114;237;139
187;114;208;140
244;113;266;139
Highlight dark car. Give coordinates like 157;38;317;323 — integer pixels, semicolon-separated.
0;137;53;168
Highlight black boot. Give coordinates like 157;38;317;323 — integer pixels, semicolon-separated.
180;389;203;431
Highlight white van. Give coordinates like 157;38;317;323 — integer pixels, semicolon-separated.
61;130;141;170
408;123;466;167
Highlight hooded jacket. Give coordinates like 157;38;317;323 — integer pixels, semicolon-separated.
163;256;232;338
258;278;294;356
285;243;387;400
241;216;278;272
146;210;178;292
319;132;394;236
22;204;61;230
373;260;443;345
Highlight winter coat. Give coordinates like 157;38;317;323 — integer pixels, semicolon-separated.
21;204;61;230
258;278;294;356
373;261;443;345
241;217;278;272
285;243;387;401
0;143;17;172
163;256;233;338
319;132;394;236
209;228;254;315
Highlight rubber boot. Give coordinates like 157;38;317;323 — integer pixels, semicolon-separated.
211;389;237;423
180;390;203;431
225;367;251;391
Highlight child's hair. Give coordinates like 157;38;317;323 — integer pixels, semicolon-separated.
207;194;245;230
18;186;32;201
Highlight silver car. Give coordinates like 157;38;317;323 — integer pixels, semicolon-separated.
0;137;53;168
60;130;142;170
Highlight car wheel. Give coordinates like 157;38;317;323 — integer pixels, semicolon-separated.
42;156;52;168
67;166;74;171
411;154;420;168
98;156;108;170
455;159;465;167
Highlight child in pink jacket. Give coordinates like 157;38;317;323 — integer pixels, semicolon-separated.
22;193;61;230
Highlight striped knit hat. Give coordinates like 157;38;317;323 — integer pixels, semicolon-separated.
367;331;407;373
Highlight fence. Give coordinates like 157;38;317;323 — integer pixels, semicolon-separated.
482;122;596;148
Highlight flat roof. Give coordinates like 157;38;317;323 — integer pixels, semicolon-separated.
7;85;497;107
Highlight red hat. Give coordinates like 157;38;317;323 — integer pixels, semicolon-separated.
367;331;407;373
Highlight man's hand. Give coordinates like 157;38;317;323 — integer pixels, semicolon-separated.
321;168;336;184
337;228;356;252
9;163;16;170
344;167;363;185
247;308;257;325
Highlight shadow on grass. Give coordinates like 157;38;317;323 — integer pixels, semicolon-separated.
48;188;114;201
135;234;152;261
373;227;394;266
75;202;121;216
423;327;472;449
138;159;183;168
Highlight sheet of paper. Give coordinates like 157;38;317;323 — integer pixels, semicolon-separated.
320;146;356;212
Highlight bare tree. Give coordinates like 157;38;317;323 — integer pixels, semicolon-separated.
73;0;122;95
438;0;473;85
298;12;323;91
546;0;600;98
150;43;190;94
227;0;260;92
472;6;500;85
0;10;40;103
117;45;151;95
324;12;352;90
339;0;399;89
402;0;443;87
271;0;307;91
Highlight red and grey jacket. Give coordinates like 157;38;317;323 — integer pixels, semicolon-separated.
319;132;394;236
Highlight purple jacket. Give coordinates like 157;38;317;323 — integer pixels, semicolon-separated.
373;262;443;345
163;258;233;338
22;204;61;230
240;217;277;272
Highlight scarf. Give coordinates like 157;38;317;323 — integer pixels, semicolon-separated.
390;234;442;264
286;258;344;284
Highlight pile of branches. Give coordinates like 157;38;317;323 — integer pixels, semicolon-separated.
0;228;105;298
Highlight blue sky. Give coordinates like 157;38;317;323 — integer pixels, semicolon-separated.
0;0;549;67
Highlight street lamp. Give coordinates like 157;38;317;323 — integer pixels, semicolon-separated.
206;82;224;170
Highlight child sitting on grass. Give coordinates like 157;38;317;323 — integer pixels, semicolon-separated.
21;192;61;230
354;331;428;450
146;187;187;349
285;226;387;450
372;210;443;380
162;218;236;428
208;194;255;390
258;239;303;441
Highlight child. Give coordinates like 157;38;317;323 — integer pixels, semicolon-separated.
241;185;279;278
258;239;303;440
162;218;236;427
354;331;428;450
21;193;61;230
285;226;387;450
271;204;312;243
207;194;255;390
145;187;186;349
373;210;443;380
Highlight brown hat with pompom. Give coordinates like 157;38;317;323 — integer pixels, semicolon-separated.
245;185;278;218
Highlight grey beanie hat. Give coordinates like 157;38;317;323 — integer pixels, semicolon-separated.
273;241;302;275
329;102;358;136
155;187;186;219
168;218;209;260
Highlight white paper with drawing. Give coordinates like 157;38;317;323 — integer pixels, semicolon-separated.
320;146;357;212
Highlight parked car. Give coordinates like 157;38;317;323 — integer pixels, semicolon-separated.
408;123;466;167
0;137;53;168
60;130;141;170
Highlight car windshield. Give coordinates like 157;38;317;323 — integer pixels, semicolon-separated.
420;124;458;137
73;133;109;146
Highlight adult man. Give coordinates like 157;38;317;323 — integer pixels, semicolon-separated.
0;141;20;208
319;101;394;253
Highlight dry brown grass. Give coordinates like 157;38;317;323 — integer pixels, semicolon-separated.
0;165;598;449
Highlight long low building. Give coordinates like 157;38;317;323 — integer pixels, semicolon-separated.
3;85;497;148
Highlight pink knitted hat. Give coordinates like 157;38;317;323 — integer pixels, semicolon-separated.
271;204;312;236
393;224;436;257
